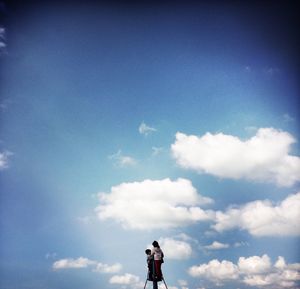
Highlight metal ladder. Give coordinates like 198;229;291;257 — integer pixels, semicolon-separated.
143;276;169;289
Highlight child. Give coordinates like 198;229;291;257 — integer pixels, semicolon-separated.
145;249;154;281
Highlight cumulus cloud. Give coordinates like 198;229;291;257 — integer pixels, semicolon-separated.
139;122;157;136
212;192;300;236
109;273;140;284
109;273;144;289
52;257;122;274
189;255;300;288
171;128;300;187
96;178;214;230
188;259;239;285
108;150;137;167
238;255;271;274
53;257;96;270
158;237;193;260
93;262;122;273
204;241;229;250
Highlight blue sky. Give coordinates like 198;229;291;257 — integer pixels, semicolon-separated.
0;1;299;289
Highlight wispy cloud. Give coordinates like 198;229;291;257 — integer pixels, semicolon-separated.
0;151;13;170
108;150;137;168
52;257;122;274
152;146;164;156
139;122;157;136
263;67;280;76
0;27;7;55
93;262;122;273
53;257;96;270
283;113;294;123
45;252;57;260
204;241;229;250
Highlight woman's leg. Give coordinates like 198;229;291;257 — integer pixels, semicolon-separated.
154;260;162;280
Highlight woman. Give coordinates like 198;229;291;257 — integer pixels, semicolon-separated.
151;240;164;281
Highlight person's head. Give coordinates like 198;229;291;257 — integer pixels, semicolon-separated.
152;241;160;248
145;249;151;255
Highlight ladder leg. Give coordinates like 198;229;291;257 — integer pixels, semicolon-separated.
162;277;169;289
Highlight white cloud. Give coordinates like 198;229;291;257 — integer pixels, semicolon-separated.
171;128;300;187
139;122;157;136
0;151;13;170
96;178;214;230
188;259;239;285
204;241;229;250
53;257;96;270
159;285;178;289
158;237;192;260
109;273;140;285
93;262;122;273
212;192;300;236
189;255;300;288
238;255;271;274
234;241;249;248
109;150;137;167
53;257;121;274
178;279;188;286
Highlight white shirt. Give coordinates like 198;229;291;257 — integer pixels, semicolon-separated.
151;247;163;260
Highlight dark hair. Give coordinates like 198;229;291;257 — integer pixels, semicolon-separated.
145;249;151;255
152;241;160;248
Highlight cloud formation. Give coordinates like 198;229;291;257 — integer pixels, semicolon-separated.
158;237;193;260
204;241;229;250
212;192;300;236
0;151;12;170
139;122;157;136
189;255;300;288
171;128;300;187
109;273;140;284
96;178;214;230
108;150;137;167
53;257;96;270
52;257;122;274
109;273;144;289
0;27;6;54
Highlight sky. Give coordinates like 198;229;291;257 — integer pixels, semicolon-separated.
0;1;300;289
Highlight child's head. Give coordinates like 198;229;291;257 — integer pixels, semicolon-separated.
145;249;151;255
